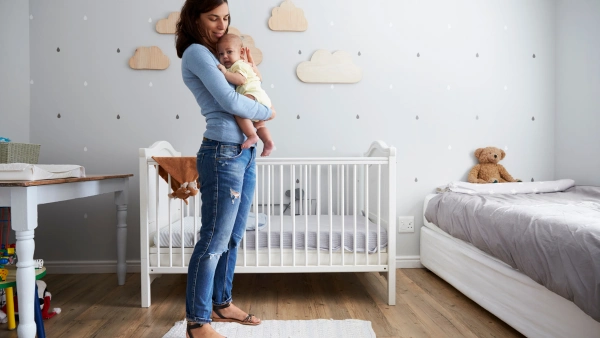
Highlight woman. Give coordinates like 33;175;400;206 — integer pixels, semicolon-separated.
175;1;275;337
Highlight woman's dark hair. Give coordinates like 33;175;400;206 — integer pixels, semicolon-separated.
176;0;229;58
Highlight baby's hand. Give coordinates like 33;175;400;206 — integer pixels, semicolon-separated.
217;64;227;74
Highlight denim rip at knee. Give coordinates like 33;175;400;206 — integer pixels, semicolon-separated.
186;139;256;323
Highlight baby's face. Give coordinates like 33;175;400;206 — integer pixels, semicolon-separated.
217;41;242;68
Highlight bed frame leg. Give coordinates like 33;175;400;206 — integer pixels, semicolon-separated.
387;268;396;305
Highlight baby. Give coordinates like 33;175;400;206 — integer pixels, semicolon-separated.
216;34;274;156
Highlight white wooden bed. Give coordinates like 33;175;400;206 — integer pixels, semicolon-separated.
421;194;600;338
139;140;397;308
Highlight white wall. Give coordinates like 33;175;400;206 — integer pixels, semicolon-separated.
8;0;557;271
0;1;30;143
555;0;600;186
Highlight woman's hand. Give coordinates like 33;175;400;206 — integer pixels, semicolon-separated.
241;47;262;81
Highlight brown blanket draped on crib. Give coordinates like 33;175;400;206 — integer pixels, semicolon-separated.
152;156;199;204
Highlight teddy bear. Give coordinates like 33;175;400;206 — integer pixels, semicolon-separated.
168;181;199;204
467;146;521;184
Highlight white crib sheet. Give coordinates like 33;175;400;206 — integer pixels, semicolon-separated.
152;215;388;253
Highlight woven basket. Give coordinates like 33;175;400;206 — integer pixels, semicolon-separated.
0;143;41;164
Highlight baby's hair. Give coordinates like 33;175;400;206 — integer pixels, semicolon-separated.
218;34;243;48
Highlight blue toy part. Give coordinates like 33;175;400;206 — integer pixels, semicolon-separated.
0;137;11;143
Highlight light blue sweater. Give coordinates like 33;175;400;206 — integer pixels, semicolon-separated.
182;43;272;144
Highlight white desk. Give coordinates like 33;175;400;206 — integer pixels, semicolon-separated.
0;174;132;338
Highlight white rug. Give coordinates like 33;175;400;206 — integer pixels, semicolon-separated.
163;319;376;338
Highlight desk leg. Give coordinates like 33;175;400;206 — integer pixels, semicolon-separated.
116;204;127;285
15;229;36;338
12;187;37;338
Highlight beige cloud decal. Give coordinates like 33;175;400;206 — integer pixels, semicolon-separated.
296;50;361;83
228;26;263;65
156;12;179;34
129;46;170;70
268;0;308;32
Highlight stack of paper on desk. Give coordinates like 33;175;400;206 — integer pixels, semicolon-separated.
0;164;86;181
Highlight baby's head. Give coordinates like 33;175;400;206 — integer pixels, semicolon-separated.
217;34;243;68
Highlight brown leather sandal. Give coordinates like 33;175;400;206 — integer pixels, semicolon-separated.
212;303;261;326
186;322;203;338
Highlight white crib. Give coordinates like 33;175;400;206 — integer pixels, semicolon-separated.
138;140;397;307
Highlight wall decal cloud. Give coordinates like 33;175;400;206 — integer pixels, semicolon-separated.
156;12;179;34
129;46;170;70
268;0;308;32
296;50;361;83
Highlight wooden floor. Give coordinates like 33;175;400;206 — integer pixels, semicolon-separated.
1;269;523;338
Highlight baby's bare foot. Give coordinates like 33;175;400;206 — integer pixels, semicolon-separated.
186;323;225;338
242;134;259;149
261;140;275;157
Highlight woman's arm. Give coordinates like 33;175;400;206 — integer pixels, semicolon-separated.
184;45;271;121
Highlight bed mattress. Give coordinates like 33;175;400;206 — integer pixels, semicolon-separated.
424;186;600;322
152;214;388;253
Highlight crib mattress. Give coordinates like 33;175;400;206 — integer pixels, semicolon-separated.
152;215;388;253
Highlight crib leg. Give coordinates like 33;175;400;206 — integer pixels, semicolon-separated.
387;268;396;306
141;267;151;308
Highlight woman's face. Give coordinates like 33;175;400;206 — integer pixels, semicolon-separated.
198;3;229;45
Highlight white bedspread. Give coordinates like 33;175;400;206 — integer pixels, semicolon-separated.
0;163;85;181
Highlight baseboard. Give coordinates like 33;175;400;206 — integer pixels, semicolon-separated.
42;260;142;274
396;255;424;268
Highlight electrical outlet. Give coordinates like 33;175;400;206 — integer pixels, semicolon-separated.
398;216;415;233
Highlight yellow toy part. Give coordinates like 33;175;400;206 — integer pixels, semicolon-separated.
0;268;7;281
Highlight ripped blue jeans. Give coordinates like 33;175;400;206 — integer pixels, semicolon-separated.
186;138;256;324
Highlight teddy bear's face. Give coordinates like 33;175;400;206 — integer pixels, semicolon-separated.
474;147;505;164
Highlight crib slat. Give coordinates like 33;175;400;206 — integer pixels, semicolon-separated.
341;165;345;266
267;165;272;267
155;169;160;268
304;165;308;266
309;166;312;215
280;165;284;266
180;199;185;267
167;174;172;268
291;165;296;267
365;165;369;265
345;165;350;217
353;166;357;266
337;165;340;216
377;164;381;265
328;165;333;266
317;164;321;267
255;173;259;266
298;165;302;216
